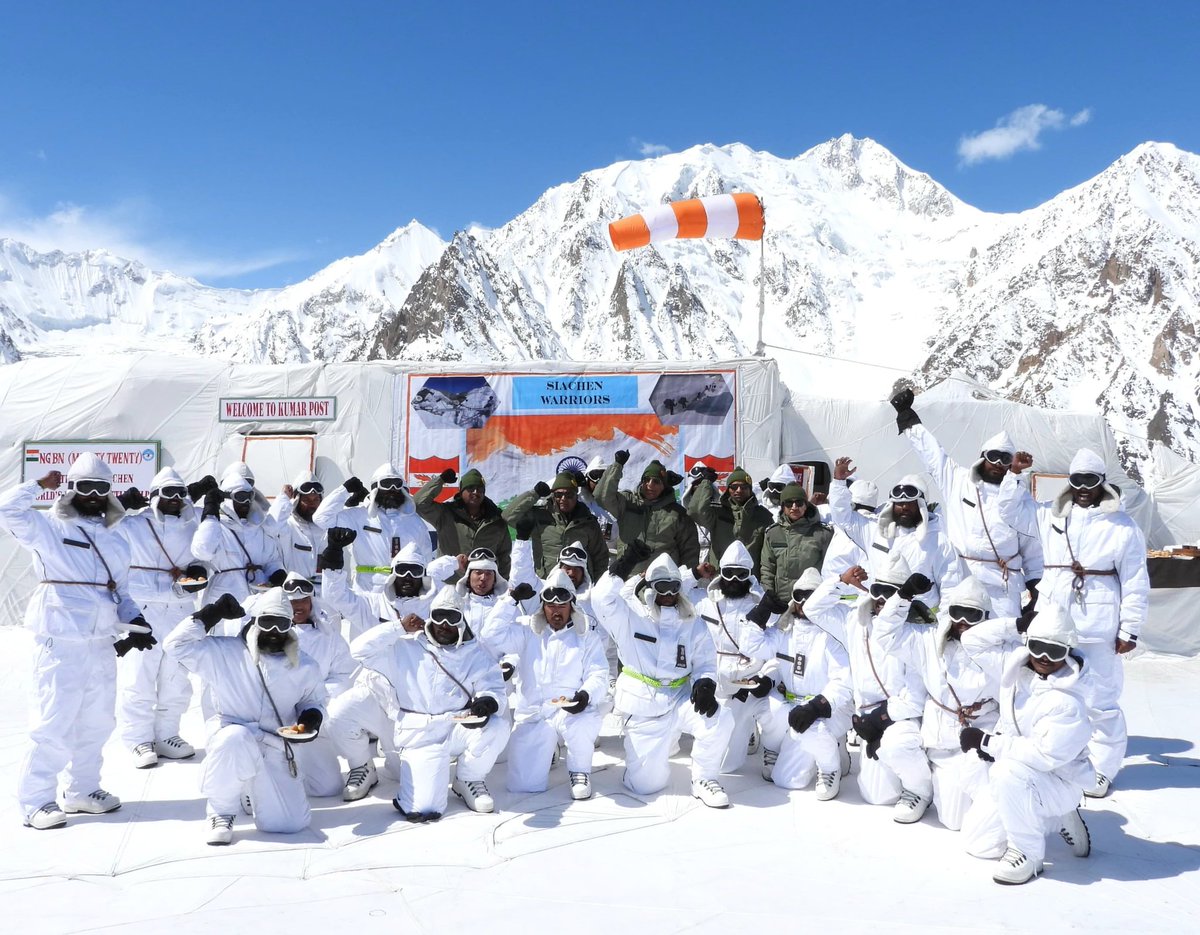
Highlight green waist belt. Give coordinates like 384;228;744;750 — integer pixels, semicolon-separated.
622;667;690;690
778;684;815;704
356;565;392;574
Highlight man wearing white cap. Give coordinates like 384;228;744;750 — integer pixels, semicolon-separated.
115;465;207;768
269;469;327;586
958;604;1093;884
480;571;610;799
0;455;154;829
592;545;735;808
164;589;327;845
313;462;432;592
998;447;1148;799
821;479;879;578
891;388;1043;616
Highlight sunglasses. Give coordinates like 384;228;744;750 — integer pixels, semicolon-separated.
375;477;407;491
468;547;497;563
296;482;324;496
73;480;112;496
559;545;588;563
720;567;751;582
981;450;1014;466
157;485;188;500
551;489;577;499
890;484;922;502
391;562;425;578
728;482;751;492
460;485;484;494
782;498;806;508
869;583;899;600
651;579;681;596
1068;472;1103;490
540;587;574;605
1026;638;1069;663
792;589;814;602
947;606;986;624
430;609;464;626
255;614;293;634
229;490;254;504
283;578;315;596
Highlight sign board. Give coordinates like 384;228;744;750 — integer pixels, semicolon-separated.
400;369;737;502
21;440;161;507
219;397;337;422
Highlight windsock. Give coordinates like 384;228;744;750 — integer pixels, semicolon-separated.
608;193;764;251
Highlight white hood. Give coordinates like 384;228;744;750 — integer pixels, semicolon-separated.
54;451;125;528
877;473;930;542
367;461;415;519
969;431;1017;484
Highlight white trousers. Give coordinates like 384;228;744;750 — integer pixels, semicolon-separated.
118;599;195;746
760;695;849;789
964;757;1083;862
292;734;346;797
328;684;508;814
621;700;735;795
1077;641;1127;780
506;708;604;793
856;718;933;805
200;724;310;832
719;693;770;773
928;747;991;831
19;636;116;817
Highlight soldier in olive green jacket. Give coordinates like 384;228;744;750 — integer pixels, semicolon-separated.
595;452;700;576
501;471;609;581
686;466;773;576
414;467;512;579
759;483;834;604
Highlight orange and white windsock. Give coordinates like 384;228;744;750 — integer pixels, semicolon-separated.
608;193;764;252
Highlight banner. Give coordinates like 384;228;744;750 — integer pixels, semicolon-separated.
401;370;737;501
21;440;161;507
219;397;337;422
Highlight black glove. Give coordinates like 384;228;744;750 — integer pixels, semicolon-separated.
890;387;921;433
898;572;933;601
510;582;536;603
114;629;157;657
1023;578;1041;611
732;687;751;703
959;726;995;762
852;704;892;760
514;517;536;541
179;563;209;594
614;450;629;465
320;527;357;571
342;476;368;506
118;487;148;510
533;481;551;498
664;470;684;488
570;470;586;487
462;695;499;728
788;694;832;734
747;592;789;627
563;689;590;714
1016;607;1037;634
266;569;288;587
195;594;245;631
749;675;775;699
297;708;324;733
201;489;225;519
691;677;718;718
187;474;219;501
906;599;936;625
609;539;652;580
439;468;458;484
500;661;515;682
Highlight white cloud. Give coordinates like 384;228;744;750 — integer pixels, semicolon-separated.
957;104;1092;165
0;192;302;282
633;138;671;157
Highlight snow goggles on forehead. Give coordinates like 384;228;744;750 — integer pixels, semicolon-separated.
296;481;323;496
375;477;406;491
283;578;315;596
468;547;497;563
720;566;751;582
559;544;588;563
72;479;111;496
651;579;681;596
229;489;254;504
869;583;899;600
391;562;425;578
1068;472;1104;490
889;484;922;502
982;450;1014;466
430;608;464;626
255;615;293;634
540;586;574;605
948;605;986;624
1026;638;1070;663
156;485;188;500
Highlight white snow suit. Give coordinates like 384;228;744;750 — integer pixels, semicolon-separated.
313;483;432;592
291;602;357;796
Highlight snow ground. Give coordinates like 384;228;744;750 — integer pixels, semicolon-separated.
1;628;1197;935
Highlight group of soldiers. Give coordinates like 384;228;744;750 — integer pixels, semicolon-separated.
0;389;1149;885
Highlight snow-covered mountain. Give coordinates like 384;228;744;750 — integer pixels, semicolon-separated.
2;136;1198;475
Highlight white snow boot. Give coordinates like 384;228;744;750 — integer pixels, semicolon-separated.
24;802;67;830
761;748;779;782
1083;771;1111;799
132;741;159;769
342;761;379;802
691;778;731;809
892;788;930;824
62;789;121;814
569;771;592;800
207;814;235;846
452;777;495;813
815;769;841;801
993;846;1042;885
156;735;195;759
1059;808;1091;857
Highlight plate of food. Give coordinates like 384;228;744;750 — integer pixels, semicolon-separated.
275;725;318;742
729;677;761;688
549;695;577;707
452;713;488;725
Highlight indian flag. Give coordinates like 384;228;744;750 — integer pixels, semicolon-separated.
25;448;40;463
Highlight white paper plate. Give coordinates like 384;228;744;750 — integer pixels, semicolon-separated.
275;726;318;742
452;714;488;725
549;697;577;707
729;678;760;687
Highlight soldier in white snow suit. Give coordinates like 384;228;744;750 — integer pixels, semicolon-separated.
428;546;510;658
1;456;156;829
313;462;432;592
269;469;327;587
739;568;853;799
761;464;796;523
114;465;206;768
957;604;1093;885
327;587;508;820
803;555;934;823
480;570;610;800
892;389;1044;616
695;541;777;773
164;589;327;845
829;456;964;608
997;447;1148;798
591;547;735;808
820;479;879;578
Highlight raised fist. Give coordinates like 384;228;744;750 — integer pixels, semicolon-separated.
614;450;630;465
439;468;458;484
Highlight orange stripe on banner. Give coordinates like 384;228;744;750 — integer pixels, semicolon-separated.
467;415;679;463
731;193;765;241
608;215;652;251
671;199;709;239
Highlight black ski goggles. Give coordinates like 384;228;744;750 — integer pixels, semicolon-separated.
391;562;425;578
1068;472;1104;490
283;578;315;596
982;450;1014;466
540;586;574;605
229;490;254;504
255;614;293;634
651;579;682;596
586;469;605;482
72;480;111;496
947;605;986;624
869;583;899;600
296;481;324;496
468;547;497;563
889;484;922;502
375;477;407;491
156;485;188;500
559;544;588;563
430;608;464;627
1027;638;1070;663
720;566;751;582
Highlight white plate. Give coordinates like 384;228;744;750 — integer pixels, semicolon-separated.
452;714;488;725
549;697;577;707
275;726;318;742
729;678;760;687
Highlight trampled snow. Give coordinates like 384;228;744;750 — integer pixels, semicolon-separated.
0;626;1197;934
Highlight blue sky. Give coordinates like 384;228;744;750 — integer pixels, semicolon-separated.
1;2;1196;288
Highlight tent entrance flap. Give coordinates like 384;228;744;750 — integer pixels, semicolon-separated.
239;435;316;499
